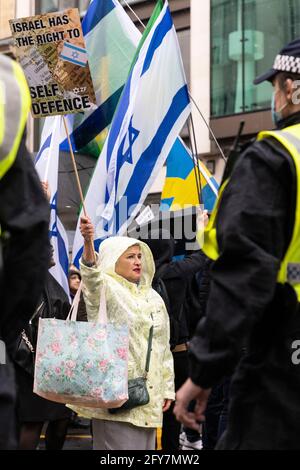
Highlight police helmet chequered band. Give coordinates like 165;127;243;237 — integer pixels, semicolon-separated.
273;54;300;74
254;38;300;84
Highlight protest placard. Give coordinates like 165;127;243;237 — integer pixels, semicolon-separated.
9;8;96;118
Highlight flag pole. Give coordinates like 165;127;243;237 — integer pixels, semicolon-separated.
190;113;203;201
189;93;227;163
43;116;60;182
187;114;202;206
122;0;146;28
62;115;96;262
62;116;87;215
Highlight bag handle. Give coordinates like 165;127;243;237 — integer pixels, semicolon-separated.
97;284;107;324
67;281;108;324
67;282;82;321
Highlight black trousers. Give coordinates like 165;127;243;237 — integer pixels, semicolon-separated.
161;350;188;452
202;382;224;450
0;352;17;450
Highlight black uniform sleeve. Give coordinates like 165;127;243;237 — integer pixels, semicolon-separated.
189;140;295;389
0;135;50;350
163;250;207;281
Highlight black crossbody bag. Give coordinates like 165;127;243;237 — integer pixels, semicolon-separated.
109;325;153;414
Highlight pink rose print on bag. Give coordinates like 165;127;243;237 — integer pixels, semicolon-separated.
91;387;104;399
66;368;74;378
50;342;62;355
116;348;127;360
98;359;108;372
34;317;129;407
94;329;107;341
66;360;76;369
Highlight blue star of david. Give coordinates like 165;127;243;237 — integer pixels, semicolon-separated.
72;51;79;59
49;193;58;238
50;193;57;211
117;116;140;166
49;221;58;238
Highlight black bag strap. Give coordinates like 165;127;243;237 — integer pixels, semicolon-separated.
29;299;45;323
144;325;154;378
43;279;53;318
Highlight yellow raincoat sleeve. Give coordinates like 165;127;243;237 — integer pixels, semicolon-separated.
79;254;103;322
161;306;176;400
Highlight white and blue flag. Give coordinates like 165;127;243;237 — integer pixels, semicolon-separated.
72;1;191;265
35;116;70;299
60;42;88;67
60;0;140;155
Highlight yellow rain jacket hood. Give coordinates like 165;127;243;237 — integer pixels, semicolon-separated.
98;236;155;289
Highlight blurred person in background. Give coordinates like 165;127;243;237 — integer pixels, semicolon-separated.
12;181;71;450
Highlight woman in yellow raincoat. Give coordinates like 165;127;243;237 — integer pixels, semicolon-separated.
72;216;175;451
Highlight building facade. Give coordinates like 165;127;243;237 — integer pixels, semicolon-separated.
210;0;300;179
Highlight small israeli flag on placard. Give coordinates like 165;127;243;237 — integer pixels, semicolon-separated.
60;42;88;67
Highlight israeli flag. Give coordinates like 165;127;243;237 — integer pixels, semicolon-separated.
60;42;88;67
35;116;70;300
72;1;191;265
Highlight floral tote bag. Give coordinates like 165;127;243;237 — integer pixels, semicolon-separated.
34;284;129;408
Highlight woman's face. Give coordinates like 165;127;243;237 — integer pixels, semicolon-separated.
115;245;142;284
69;273;81;295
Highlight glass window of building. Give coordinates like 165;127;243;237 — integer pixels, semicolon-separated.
38;0;90;14
39;0;59;13
79;0;90;13
0;0;16;39
178;29;190;86
211;0;300;117
120;0;146;5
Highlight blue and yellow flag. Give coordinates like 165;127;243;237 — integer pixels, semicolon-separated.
161;139;219;212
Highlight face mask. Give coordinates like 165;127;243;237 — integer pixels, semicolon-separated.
271;91;288;127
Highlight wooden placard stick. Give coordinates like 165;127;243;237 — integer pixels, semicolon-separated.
62;115;96;264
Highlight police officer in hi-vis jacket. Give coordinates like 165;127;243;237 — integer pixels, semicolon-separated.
174;38;300;450
0;54;50;449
